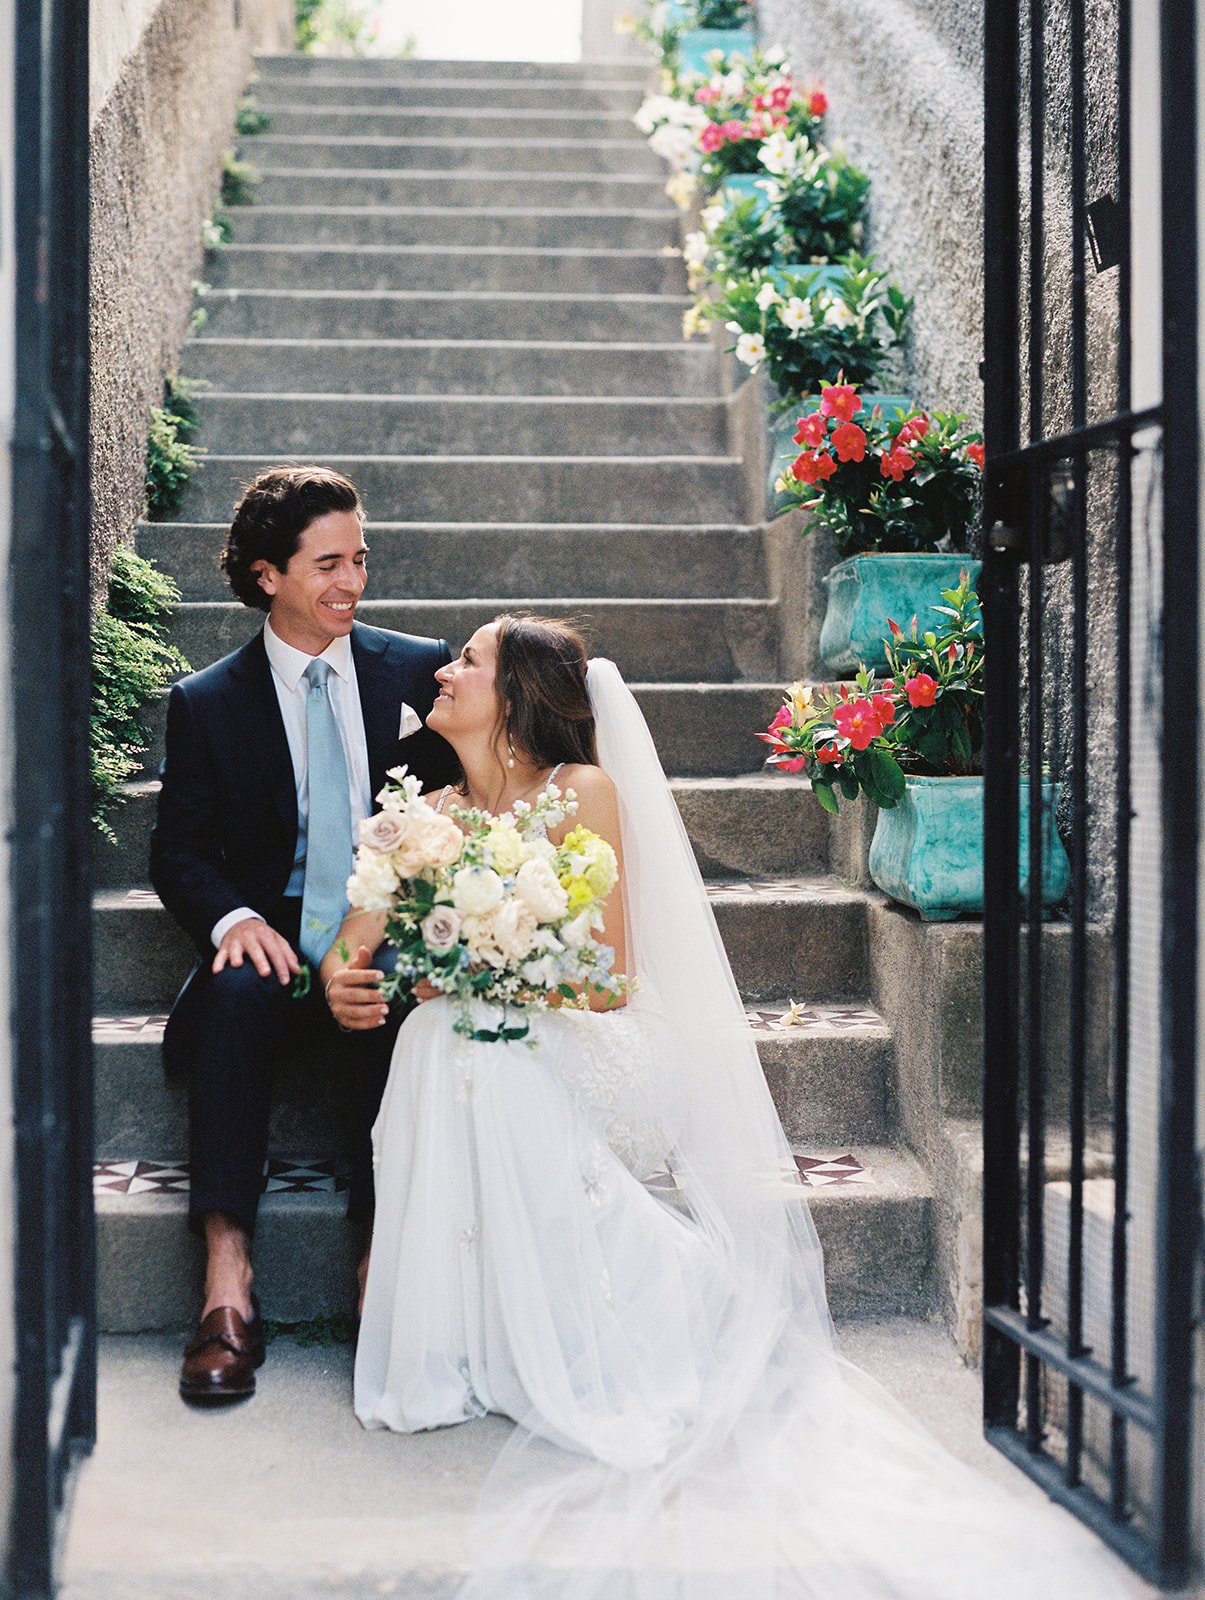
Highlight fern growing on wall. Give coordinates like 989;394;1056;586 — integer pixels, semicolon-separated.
144;373;206;520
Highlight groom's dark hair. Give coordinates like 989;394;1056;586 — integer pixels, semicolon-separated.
220;464;364;611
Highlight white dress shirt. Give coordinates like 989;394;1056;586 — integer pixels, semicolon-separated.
210;618;372;949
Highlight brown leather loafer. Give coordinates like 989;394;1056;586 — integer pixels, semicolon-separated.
179;1294;266;1403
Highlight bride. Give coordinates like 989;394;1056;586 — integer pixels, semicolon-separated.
322;613;1136;1599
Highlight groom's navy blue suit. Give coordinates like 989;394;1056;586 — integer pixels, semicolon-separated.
150;620;458;1239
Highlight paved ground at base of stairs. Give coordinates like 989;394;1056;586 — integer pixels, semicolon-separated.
60;1316;1166;1599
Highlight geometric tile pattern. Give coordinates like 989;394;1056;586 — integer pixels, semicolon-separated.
122;888;162;905
746;1002;884;1033
93;1014;169;1040
93;1158;348;1197
705;876;853;900
645;1150;872;1195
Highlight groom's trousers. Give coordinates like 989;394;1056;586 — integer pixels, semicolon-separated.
175;898;405;1241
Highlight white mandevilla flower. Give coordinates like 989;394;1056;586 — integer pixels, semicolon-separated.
735;331;767;368
451;864;505;917
763;43;788;65
824;299;857;329
513;857;570;923
346;851;399;914
758;131;802;177
649;122;697;170
779;296;814;333
755;280;781;310
359;810;410;853
682;231;709;267
420;906;462;955
665;170;698;209
718;69;746;100
633;94;675;134
700;202;725;233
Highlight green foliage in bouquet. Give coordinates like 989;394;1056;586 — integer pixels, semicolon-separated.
91;549;190;841
756;576;985;814
705;257;911;402
773;382;984;557
145;373;207;521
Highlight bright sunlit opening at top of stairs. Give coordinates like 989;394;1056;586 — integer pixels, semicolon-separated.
360;0;585;61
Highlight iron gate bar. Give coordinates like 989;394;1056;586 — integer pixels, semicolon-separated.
1109;0;1134;1520
990;408;1161;475
1024;466;1047;1459
1154;0;1199;1579
983;1305;1155;1427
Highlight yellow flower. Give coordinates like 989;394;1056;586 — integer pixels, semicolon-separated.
559;827;618;899
682;301;709;340
564;876;594;913
484;820;525;876
614;11;637;33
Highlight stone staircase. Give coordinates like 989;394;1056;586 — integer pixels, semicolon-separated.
91;51;937;1334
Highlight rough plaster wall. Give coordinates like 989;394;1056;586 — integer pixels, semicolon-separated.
89;0;292;599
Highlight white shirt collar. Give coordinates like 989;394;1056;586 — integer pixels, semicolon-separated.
263;615;355;692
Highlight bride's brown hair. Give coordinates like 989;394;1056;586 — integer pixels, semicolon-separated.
493;613;598;770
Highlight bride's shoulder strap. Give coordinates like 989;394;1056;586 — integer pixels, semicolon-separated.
432;784;452;814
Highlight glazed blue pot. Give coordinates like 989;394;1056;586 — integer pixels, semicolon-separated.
868;776;1071;921
765;397;911;522
678;27;756;72
819;551;981;673
720;172;773;215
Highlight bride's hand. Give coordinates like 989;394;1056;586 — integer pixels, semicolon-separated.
324;944;389;1030
412;978;441;1003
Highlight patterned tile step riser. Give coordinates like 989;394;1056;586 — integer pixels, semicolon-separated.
93;1152;873;1198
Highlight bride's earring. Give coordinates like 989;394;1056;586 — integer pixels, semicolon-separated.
506;737;516;770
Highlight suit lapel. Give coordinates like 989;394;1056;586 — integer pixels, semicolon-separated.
352;624;399;797
227;630;297;834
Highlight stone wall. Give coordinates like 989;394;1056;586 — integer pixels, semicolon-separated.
89;0;292;597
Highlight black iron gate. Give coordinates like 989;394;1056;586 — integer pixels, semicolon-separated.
981;0;1198;1585
7;0;96;1589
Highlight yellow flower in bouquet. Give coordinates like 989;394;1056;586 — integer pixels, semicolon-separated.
557;825;619;904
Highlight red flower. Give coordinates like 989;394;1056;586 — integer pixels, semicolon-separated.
905;673;938;708
769;83;793;111
720;119;746;141
756;730;792;753
793;412;827;448
831;421;867;462
751;92;770;111
895;414;930;445
808;89;829;116
699;122;725;153
872;693;896;726
816;742;844;765
747;113;769;139
947;642;958;663
887;617;902;638
834;697;883;751
791;450;836;485
879;447;916;482
778;756;807;773
820;382;860;423
769;704;793;732
967;441;986;470
771;111;789;128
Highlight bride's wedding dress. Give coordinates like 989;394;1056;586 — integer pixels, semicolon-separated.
354;661;1137;1599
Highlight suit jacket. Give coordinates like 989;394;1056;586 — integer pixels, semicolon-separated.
149;621;459;956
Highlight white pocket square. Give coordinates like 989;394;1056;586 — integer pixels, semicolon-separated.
399;702;424;740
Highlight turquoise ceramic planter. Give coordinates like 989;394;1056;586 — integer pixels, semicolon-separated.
678;27;756;72
765;397;911;521
819;551;981;673
868;776;1071;922
720;172;773;215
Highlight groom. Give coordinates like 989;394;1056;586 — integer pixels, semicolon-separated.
149;463;457;1403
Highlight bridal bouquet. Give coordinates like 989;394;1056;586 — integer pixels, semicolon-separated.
344;767;628;1042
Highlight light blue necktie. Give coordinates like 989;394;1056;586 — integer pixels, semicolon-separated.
299;658;353;966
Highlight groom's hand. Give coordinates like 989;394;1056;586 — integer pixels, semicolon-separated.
325;944;389;1030
212;917;301;985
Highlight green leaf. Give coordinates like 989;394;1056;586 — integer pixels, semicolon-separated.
812;780;840;816
557;983;577;1000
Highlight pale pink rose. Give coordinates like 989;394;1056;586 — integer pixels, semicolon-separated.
359;810;409;853
394;812;464;876
420;906;462;955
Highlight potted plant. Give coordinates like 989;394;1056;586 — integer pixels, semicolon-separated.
772;379;984;671
756;577;1070;920
668;0;757;73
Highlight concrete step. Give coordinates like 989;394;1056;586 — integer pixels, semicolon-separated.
92;878;868;1014
205;240;683;294
184;337;714;397
131;681;786;780
137;520;768;603
190;393;730;456
251;54;650;83
252;78;645;112
177;454;748;524
236;134;664;176
92;1141;931;1331
162;598;779;686
94;771;823;894
248;170;670;211
217;203;679;250
259;105;645;141
194;289;691;343
92;998;893;1163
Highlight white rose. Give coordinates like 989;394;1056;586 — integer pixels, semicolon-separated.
461;910;504;968
346;850;399;913
452;865;505;917
514;858;570;923
492;899;539;964
420;906;462;955
359;810;410;852
561;909;596;949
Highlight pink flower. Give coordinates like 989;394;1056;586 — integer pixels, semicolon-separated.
905;673;939;708
695;84;721;104
879;447;916;482
769;704;793;732
778;756;807;773
359;810;409;852
967;441;986;470
720;119;746;142
831;421;867;462
820;382;860;423
809;89;829;116
872;693;896;727
895;414;930;445
816;742;844;765
793;412;827;448
833;698;883;751
699;122;725;153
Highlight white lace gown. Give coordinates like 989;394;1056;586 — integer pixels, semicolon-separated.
353;994;710;1468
